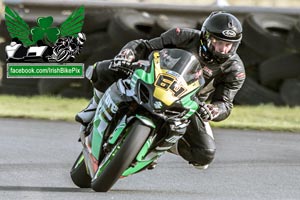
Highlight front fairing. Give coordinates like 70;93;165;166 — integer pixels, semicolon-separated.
86;49;205;179
131;49;205;120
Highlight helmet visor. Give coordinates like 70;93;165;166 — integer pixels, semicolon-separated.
207;36;240;59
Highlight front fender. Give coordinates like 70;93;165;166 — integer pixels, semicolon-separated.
121;116;157;177
135;114;156;129
108;114;155;145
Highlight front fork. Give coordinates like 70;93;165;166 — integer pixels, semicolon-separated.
81;79;133;177
122;116;189;177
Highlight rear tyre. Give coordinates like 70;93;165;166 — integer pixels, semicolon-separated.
70;152;91;188
91;120;151;192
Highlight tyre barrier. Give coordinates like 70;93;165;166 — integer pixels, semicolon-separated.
280;78;300;107
107;9;160;49
38;78;93;98
234;77;284;106
83;9;115;34
286;20;300;51
1;9;300;106
0;77;40;96
258;52;300;87
155;15;198;31
242;13;297;58
237;42;266;74
38;79;72;95
75;32;111;63
238;13;300;106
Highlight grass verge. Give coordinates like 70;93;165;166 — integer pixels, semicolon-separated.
0;95;87;122
210;105;300;132
0;95;299;132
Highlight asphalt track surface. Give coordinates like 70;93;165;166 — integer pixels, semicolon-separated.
0;118;299;200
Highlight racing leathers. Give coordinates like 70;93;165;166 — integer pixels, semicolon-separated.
78;28;246;168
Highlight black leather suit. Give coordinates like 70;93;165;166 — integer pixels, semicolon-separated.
90;28;246;166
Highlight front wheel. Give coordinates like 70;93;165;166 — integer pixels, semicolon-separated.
91;120;151;192
70;151;91;188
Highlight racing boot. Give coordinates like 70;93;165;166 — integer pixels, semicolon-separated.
147;159;158;170
75;88;103;126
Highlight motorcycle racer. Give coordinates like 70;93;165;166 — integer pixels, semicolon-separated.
76;11;245;169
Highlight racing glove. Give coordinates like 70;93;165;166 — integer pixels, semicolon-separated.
198;102;220;122
110;49;136;72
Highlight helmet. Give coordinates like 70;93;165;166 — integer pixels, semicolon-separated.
199;11;242;63
76;32;86;45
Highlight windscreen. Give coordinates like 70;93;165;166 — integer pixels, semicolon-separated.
158;49;202;84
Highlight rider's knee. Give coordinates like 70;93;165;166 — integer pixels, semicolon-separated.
88;60;112;92
177;138;216;166
191;148;216;166
92;61;108;81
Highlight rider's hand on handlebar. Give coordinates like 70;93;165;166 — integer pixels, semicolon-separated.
198;102;220;122
110;49;135;72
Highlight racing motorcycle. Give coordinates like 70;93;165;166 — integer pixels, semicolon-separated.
70;48;205;192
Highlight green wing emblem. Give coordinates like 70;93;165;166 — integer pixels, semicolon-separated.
5;6;34;47
5;5;85;47
59;6;85;37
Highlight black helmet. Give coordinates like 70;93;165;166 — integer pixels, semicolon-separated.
76;32;86;45
199;11;242;64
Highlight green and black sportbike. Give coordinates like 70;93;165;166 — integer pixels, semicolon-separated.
70;48;205;192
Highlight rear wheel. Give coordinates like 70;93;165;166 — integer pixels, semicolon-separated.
91;120;151;192
70;152;91;188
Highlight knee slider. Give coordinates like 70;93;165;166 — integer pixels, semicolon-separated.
177;139;216;166
191;148;216;166
85;65;95;81
89;61;110;92
86;62;103;83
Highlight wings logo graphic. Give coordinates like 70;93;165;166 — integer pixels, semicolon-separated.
4;6;86;63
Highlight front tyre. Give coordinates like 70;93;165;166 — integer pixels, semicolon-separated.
70;152;91;188
91;120;151;192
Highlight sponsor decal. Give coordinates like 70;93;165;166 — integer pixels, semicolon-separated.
222;30;236;38
203;66;213;78
154;101;163;109
155;73;187;97
175;27;181;35
236;72;246;80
